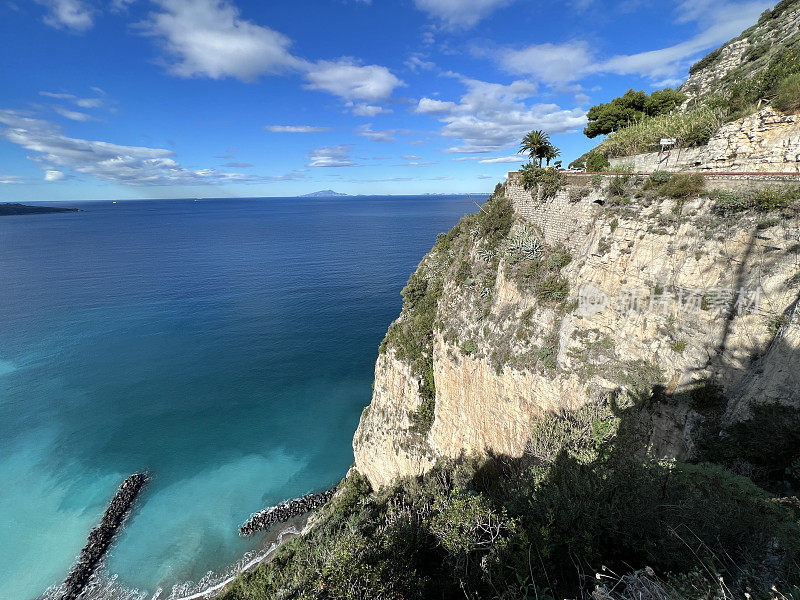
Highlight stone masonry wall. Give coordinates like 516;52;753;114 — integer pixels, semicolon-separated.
505;171;602;254
609;108;800;173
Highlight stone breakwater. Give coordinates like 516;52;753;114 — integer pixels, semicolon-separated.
59;473;148;600
239;488;336;536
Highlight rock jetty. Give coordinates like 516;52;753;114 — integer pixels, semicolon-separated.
239;488;336;536
59;473;148;600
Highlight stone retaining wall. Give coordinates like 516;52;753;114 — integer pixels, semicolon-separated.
505;171;602;254
609;108;800;173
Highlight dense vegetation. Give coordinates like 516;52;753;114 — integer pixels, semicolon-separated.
578;2;800;161
220;395;800;600
584;88;686;138
596;106;727;157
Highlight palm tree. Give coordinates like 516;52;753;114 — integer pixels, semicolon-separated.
519;130;551;167
543;144;561;167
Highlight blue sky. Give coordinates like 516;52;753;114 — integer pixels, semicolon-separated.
0;0;775;200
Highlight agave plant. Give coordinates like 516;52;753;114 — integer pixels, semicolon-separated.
476;247;496;262
505;225;543;260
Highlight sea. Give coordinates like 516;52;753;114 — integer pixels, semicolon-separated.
0;195;479;600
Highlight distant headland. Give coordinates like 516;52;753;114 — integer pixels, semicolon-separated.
0;203;82;216
301;190;350;197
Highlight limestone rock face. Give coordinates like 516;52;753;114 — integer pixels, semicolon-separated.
429;335;587;461
353;175;800;490
352;350;436;489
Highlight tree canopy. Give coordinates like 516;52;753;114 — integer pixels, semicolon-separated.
583;88;686;138
519;130;559;167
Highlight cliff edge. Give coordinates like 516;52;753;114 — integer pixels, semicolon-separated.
354;172;800;488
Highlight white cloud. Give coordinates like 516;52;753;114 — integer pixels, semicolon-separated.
266;125;330;133
74;98;103;108
142;0;302;81
307;145;356;167
500;42;593;83
356;124;397;143
141;0;404;108
348;102;392;117
405;54;435;72
0;174;23;184
497;0;772;83
416;98;459;115
413;0;513;29
41;91;105;110
40;91;75;100
45;169;66;181
37;0;93;32
477;155;523;164
0;109;256;186
304;59;404;102
598;2;769;79
52;106;92;122
416;77;585;153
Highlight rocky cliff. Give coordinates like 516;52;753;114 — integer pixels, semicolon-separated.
354;174;800;489
680;0;800;104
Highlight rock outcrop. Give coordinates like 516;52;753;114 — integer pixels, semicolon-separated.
354;176;800;489
680;2;800;104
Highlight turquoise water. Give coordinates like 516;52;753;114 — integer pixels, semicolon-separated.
0;196;477;599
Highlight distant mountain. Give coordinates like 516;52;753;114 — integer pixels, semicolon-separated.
0;203;82;216
301;190;350;197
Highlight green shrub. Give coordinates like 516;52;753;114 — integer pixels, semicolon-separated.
545;244;572;270
430;488;511;556
725;48;800;118
584;88;686;138
711;189;752;213
608;173;632;197
475;194;514;248
773;73;800;113
460;340;478;355
220;398;800;600
568;186;592;202
535;274;569;303
648;170;671;185
585;152;610;172
671;339;687;352
598;106;726;157
520;164;566;199
659;173;705;199
757;218;780;229
744;41;771;63
754;187;792;211
689;47;723;75
410;396;435;434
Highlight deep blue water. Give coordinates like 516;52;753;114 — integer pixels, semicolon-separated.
0;195;477;599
